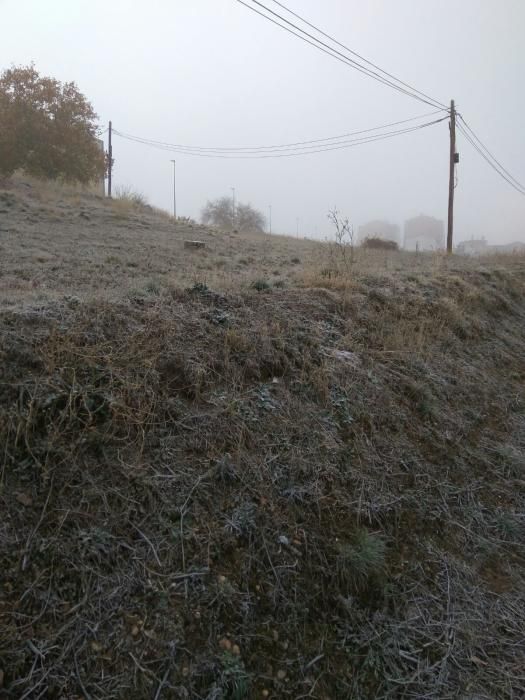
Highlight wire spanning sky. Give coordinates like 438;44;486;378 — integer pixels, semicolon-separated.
1;0;524;243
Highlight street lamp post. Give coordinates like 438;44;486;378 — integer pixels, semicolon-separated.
268;205;272;234
231;187;235;229
170;160;176;219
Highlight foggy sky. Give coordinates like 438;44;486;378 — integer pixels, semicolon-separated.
2;0;524;243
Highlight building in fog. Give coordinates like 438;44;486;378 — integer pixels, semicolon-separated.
456;239;525;256
403;215;444;251
358;220;400;245
492;241;525;254
456;238;488;256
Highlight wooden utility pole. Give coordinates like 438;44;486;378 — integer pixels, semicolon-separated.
447;100;456;253
96;138;105;196
108;120;113;198
170;159;177;219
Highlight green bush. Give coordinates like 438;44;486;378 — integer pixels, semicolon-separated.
337;529;386;591
251;279;271;292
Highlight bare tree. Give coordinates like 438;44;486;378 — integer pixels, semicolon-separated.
201;197;266;233
236;202;266;233
328;207;355;267
201;196;234;230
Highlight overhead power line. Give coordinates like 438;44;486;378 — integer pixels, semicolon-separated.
102;4;521;257
236;0;446;110
457;122;525;195
112;109;445;154
234;1;523;243
112;116;447;159
457;115;525;193
269;0;448;111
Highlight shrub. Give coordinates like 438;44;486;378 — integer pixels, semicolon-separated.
337;529;386;591
114;185;149;208
251;279;271;292
144;278;161;295
328;207;355;266
189;282;209;294
362;237;399;251
220;652;251;698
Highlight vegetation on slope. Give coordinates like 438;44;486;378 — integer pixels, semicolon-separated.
1;260;524;697
0;65;104;183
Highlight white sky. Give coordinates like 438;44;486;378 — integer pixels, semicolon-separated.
2;0;524;243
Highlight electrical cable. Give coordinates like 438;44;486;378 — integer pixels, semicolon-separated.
269;0;448;110
457;123;525;195
236;0;442;108
113;117;447;159
111;109;445;154
458;115;525;191
236;0;446;110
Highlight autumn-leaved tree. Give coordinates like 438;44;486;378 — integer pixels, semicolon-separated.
0;64;105;183
201;196;266;233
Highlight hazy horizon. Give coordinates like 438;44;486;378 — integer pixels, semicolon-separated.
2;0;524;244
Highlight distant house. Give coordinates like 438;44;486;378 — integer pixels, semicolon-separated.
404;215;444;251
456;238;488;256
491;241;525;254
456;239;525;256
358;220;400;245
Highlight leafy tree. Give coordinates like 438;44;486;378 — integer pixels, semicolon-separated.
201;196;266;233
0;64;105;183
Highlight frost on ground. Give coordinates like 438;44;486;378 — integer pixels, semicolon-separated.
0;178;524;698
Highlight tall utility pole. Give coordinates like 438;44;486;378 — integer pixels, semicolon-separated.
170;160;177;219
296;217;299;237
231;187;236;228
107;121;113;198
268;205;272;234
96;138;105;196
447;100;457;254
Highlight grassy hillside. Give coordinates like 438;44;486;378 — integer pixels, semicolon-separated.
1;179;524;698
0;175;320;309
